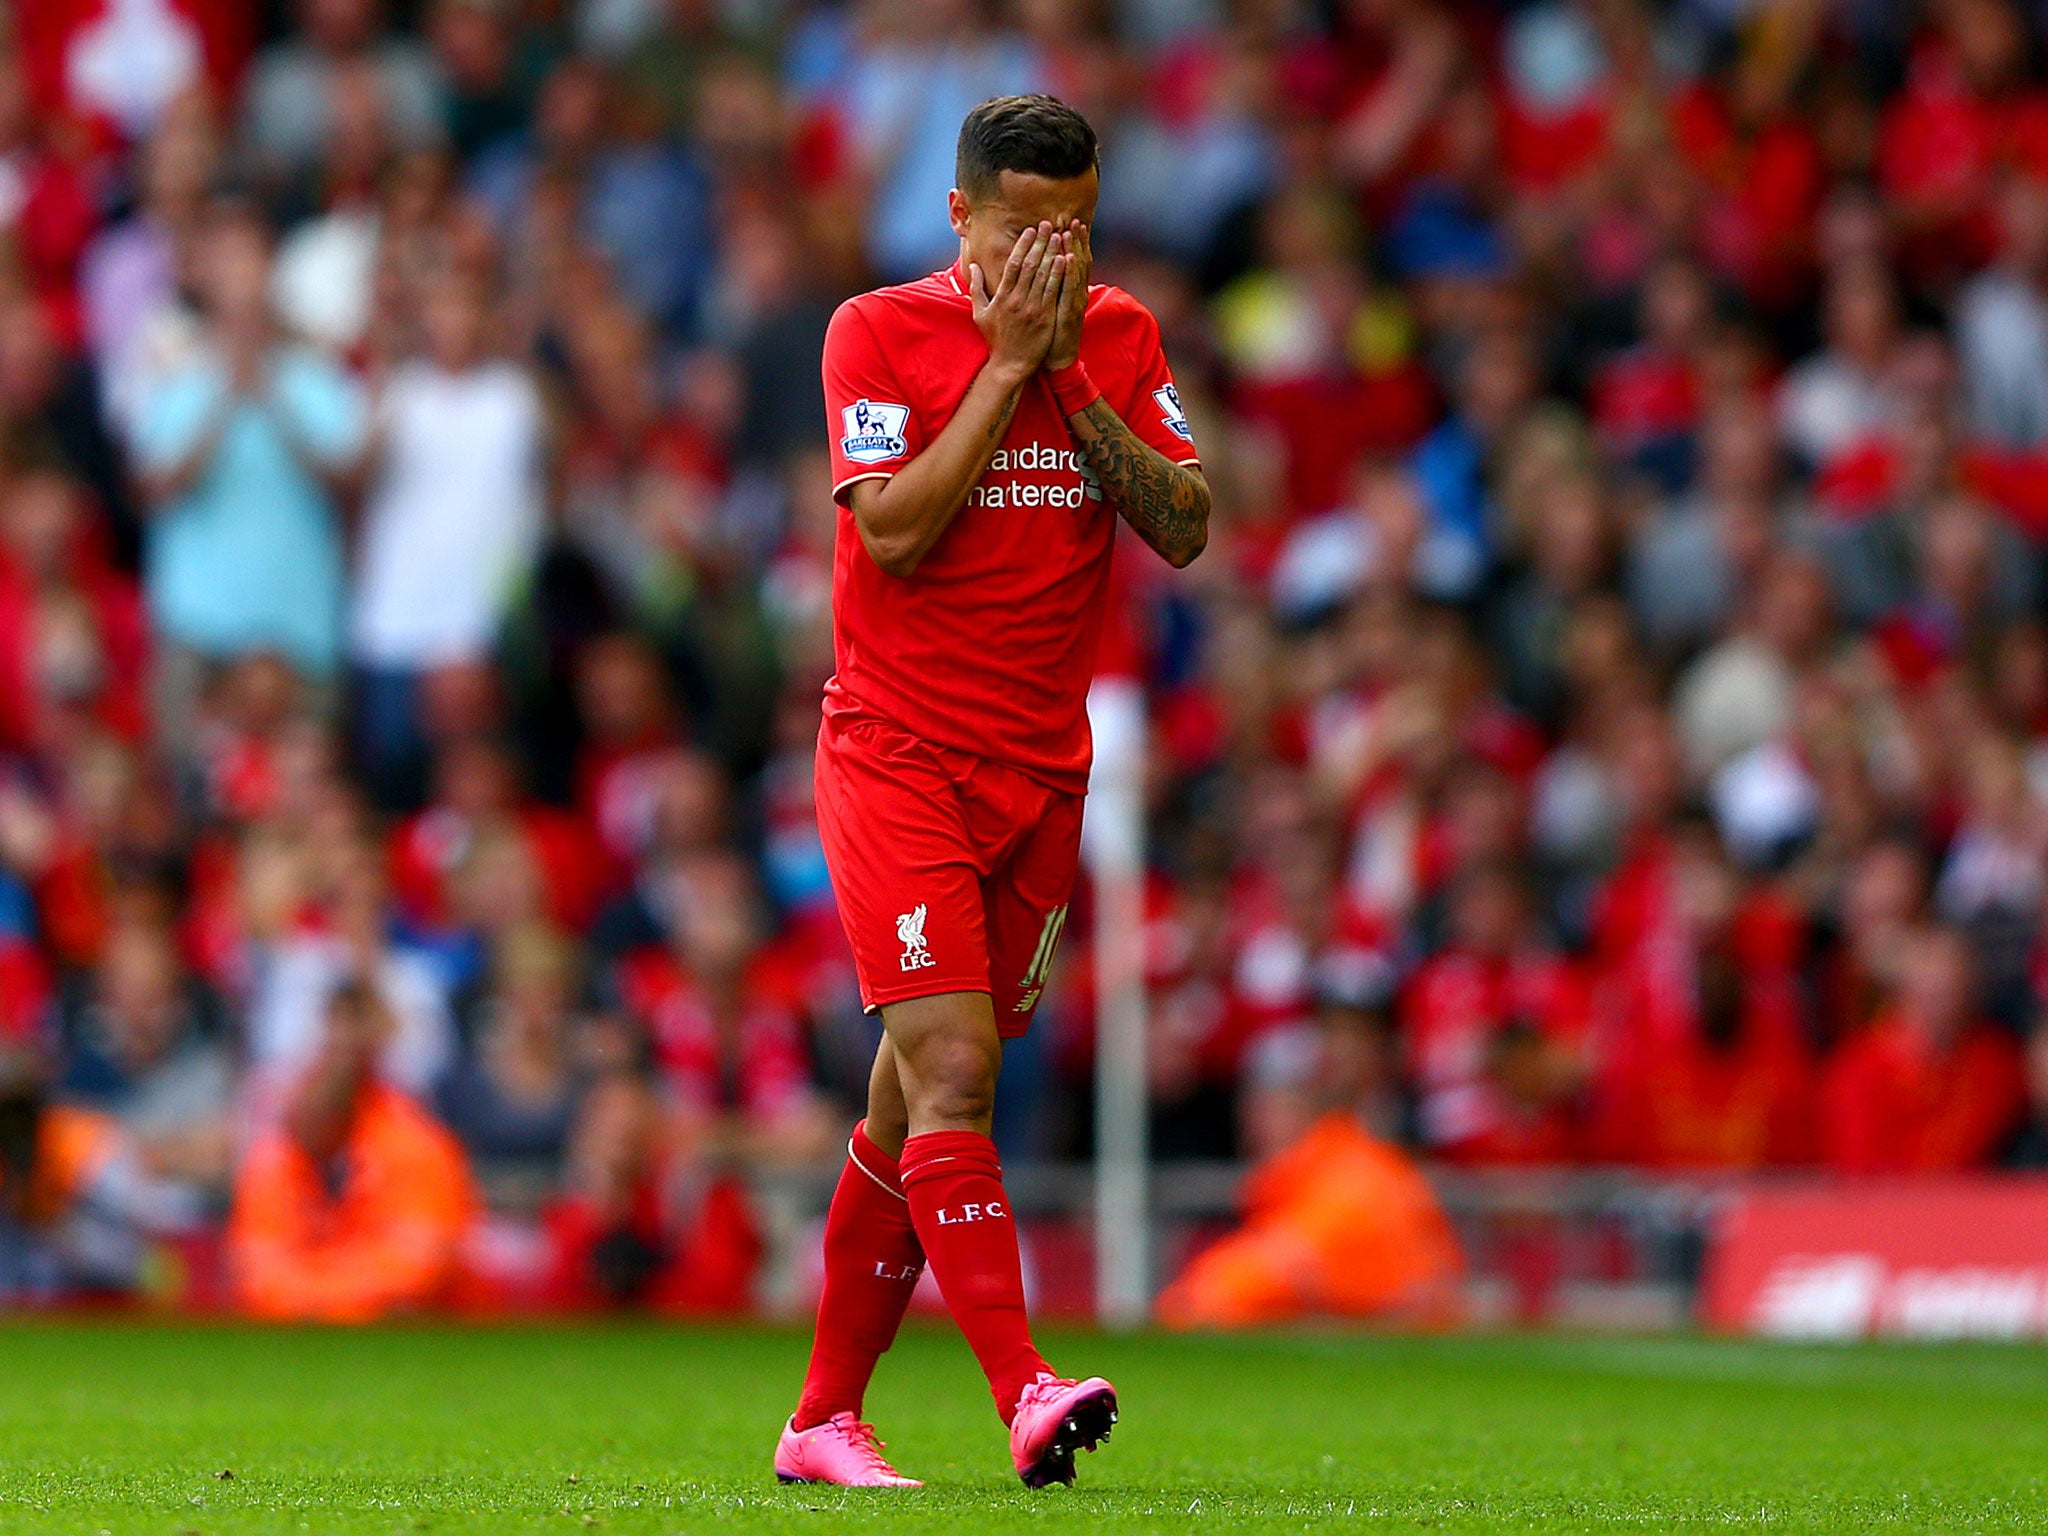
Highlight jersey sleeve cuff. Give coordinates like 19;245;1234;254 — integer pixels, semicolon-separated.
832;470;895;505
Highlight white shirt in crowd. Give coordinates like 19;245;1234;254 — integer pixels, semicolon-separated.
243;936;457;1102
1955;269;2048;450
351;358;546;671
1774;354;1889;470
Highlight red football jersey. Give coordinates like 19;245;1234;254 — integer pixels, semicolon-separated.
822;263;1199;791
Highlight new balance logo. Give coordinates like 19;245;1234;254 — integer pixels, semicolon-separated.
934;1201;1006;1225
897;904;935;971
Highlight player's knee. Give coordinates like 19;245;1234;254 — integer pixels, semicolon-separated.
905;1037;999;1130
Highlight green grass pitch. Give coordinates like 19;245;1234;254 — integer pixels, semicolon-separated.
2;1322;2045;1534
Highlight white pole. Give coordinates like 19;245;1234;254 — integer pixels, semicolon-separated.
1084;677;1149;1329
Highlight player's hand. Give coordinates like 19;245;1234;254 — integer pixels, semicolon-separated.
1044;221;1091;371
971;222;1066;382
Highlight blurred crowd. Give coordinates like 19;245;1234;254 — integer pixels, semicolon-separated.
8;0;2048;1316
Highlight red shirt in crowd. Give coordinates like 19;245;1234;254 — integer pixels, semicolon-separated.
0;549;149;750
820;264;1197;791
542;1174;760;1316
576;734;684;872
1818;1012;2027;1174
1591;345;1700;455
1874;37;2048;279
1592;960;1815;1168
0;938;50;1038
1670;84;1823;306
388;802;607;933
616;946;816;1125
1402;945;1588;1156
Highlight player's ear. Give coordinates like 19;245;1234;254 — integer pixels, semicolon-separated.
947;188;972;239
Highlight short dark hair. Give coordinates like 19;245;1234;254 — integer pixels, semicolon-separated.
956;95;1098;203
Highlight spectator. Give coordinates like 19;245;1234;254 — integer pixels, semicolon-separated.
573;635;693;858
1404;326;1540;597
0;288;137;562
470;56;712;336
55;919;233;1199
391;735;605;935
587;746;731;962
607;0;762;137
835;0;1045;281
1672;549;1833;779
14;0;243;146
1819;924;2026;1173
0;46;97;336
541;1070;762;1313
1876;0;2042;276
1816;833;1933;1049
1400;859;1587;1159
1935;730;2048;1026
616;850;832;1165
1588;254;1714;490
1488;465;1616;728
228;981;476;1321
0;468;149;755
80;89;221;433
1956;176;2048;450
129;201;366;740
0;1040;204;1303
268;56;395;352
244;832;457;1102
428;0;534;161
552;304;724;610
1155;1009;1462;1328
350;269;547;803
240;0;444;190
1775;259;1903;473
434;923;584;1197
1627;398;1793;654
1592;831;1815;1167
1094;4;1276;266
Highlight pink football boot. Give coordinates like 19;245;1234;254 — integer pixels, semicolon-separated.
1008;1374;1119;1487
774;1413;923;1488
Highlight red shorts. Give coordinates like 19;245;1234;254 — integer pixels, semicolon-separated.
814;711;1083;1038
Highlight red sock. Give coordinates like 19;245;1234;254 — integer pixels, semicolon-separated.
899;1130;1050;1424
793;1121;925;1430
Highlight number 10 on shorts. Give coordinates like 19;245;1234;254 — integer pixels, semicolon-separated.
1014;904;1069;1013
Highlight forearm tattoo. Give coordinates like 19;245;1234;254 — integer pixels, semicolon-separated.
1074;398;1209;566
988;394;1018;442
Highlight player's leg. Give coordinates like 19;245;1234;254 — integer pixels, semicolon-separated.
885;988;1056;1428
975;786;1118;1486
861;1030;910;1156
790;1039;919;1427
778;714;982;1486
778;1038;925;1487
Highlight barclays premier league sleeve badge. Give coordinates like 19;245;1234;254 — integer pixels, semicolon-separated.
841;399;912;464
1153;382;1193;442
